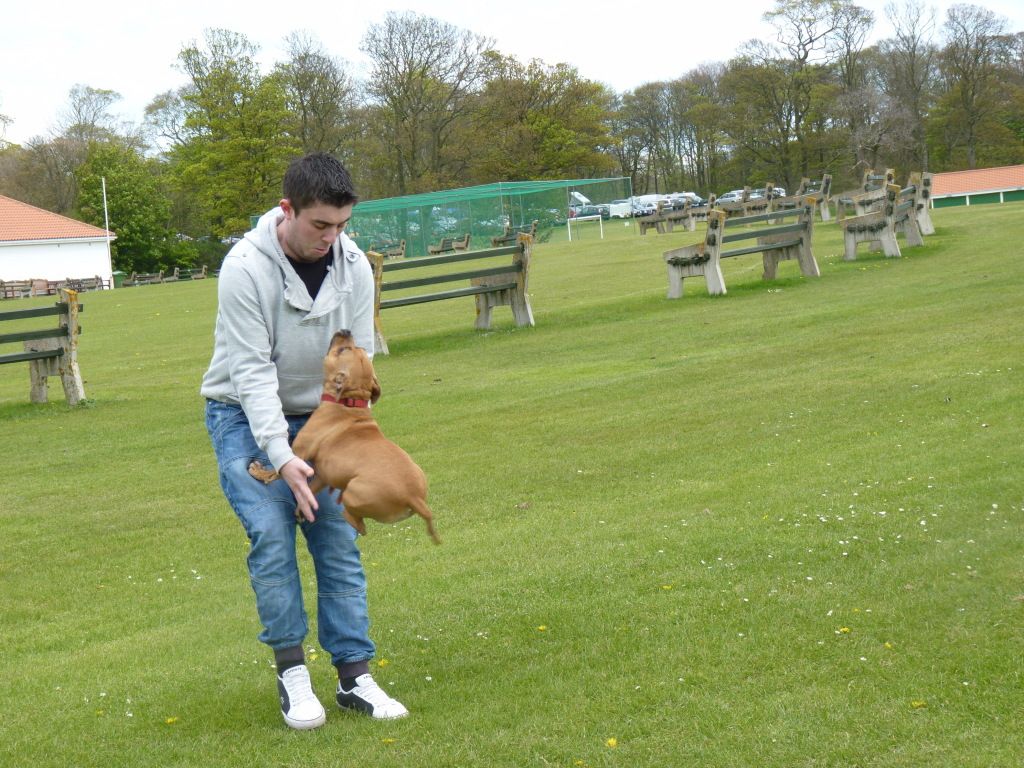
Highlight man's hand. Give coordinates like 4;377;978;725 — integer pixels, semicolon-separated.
280;457;319;522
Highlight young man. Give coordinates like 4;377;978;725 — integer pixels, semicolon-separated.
201;153;407;729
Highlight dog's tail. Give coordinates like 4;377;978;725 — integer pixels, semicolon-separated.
410;498;441;545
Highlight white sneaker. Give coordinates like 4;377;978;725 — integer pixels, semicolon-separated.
277;665;326;730
336;673;409;719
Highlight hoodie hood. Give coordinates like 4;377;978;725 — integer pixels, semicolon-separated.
244;206;363;316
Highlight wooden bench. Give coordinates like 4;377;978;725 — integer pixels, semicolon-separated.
717;184;774;219
841;180;930;261
637;204;669;235
64;275;111;292
370;240;406;260
452;233;471;251
1;279;36;299
663;200;697;233
427;237;455;255
125;270;164;286
491;220;537;247
663;199;819;298
0;288;86;404
839;184;904;259
835;169;895;220
367;235;535;355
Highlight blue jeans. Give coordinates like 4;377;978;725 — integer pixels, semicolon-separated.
205;399;375;666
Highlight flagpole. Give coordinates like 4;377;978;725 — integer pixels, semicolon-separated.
101;176;113;288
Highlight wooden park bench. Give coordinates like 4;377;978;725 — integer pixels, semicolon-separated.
0;279;36;299
491;220;538;247
0;288;86;404
124;270;164;286
185;265;209;280
367;235;535;355
64;275;110;292
370;240;406;260
717;184;774;219
427;237;456;255
840;181;928;261
663;200;697;233
835;169;895;220
663;199;819;298
637;203;670;235
452;233;471;251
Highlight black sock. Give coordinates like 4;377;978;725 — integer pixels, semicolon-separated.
336;659;370;690
274;646;305;675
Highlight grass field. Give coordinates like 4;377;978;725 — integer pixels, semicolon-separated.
1;204;1021;767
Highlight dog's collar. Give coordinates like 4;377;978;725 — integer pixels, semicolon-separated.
321;393;369;408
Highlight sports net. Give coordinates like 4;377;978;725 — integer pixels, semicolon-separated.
348;178;633;258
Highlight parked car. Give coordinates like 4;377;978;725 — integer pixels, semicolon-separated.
607;200;633;218
573;204;610;220
632;201;658;217
717;190;746;204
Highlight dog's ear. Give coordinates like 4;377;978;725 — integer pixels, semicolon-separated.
370;373;381;404
332;370;347;395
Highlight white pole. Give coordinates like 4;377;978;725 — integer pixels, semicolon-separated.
102;176;114;288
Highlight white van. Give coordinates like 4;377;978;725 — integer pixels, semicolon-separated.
607;200;633;218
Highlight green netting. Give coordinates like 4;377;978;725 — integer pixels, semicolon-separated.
348;178;633;258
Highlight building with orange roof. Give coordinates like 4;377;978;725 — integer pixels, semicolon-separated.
931;165;1024;208
0;195;115;289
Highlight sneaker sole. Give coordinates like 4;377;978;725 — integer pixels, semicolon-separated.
283;711;326;730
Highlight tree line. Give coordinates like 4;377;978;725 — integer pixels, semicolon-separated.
0;0;1021;274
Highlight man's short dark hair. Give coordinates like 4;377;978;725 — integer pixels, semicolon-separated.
283;153;358;212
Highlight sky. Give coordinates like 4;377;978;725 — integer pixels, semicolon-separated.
2;0;1023;147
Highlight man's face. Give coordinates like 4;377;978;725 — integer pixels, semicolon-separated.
278;199;353;263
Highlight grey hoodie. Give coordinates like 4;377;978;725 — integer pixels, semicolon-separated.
200;207;375;471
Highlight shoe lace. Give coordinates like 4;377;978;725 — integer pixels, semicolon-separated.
282;666;318;706
353;674;392;706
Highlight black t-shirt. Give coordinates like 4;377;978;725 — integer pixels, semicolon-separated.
288;255;331;301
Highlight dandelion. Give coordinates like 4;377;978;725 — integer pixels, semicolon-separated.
377;658;390;668
838;627;851;634
661;584;673;590
537;625;547;632
165;717;179;725
911;700;927;709
606;737;618;748
382;738;396;744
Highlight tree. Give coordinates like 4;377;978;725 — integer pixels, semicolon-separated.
169;28;298;236
470;53;614;182
937;4;1008;168
361;12;492;193
876;0;939;171
76;142;175;273
275;32;358;159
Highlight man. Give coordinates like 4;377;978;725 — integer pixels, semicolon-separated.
201;153;407;730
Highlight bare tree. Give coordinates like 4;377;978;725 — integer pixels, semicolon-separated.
876;0;939;170
361;12;492;193
275;32;358;159
939;3;1007;167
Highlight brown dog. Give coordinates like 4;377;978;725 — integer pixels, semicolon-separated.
248;330;440;544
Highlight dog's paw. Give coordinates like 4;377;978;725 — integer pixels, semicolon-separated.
247;460;279;484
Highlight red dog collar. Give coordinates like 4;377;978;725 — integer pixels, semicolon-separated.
321;393;369;408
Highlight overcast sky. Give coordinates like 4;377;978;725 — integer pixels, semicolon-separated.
2;0;1022;146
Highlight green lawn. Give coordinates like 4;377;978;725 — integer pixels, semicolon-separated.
1;204;1021;767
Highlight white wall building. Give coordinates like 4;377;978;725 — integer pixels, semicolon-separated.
0;195;115;283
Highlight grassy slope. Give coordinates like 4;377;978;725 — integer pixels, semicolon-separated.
0;204;1020;767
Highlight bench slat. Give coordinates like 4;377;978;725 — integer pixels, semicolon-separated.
721;222;806;243
380;282;518;309
382;263;523;292
725;208;804;226
0;348;65;365
382;245;519;272
0;303;77;321
0;327;69;344
722;238;804;259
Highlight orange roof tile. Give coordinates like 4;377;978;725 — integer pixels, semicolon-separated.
932;165;1024;196
0;194;114;243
